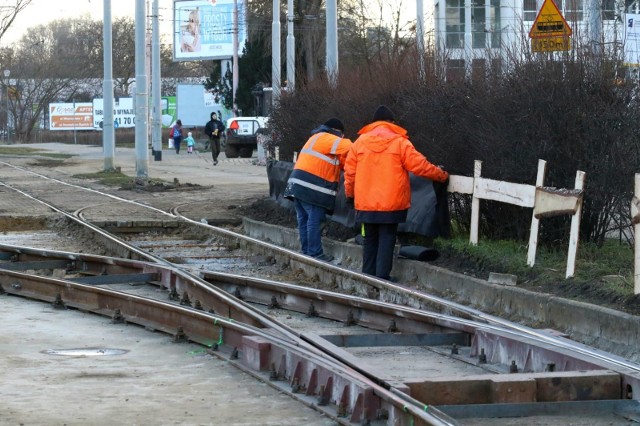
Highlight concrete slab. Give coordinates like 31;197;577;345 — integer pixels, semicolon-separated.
0;294;335;425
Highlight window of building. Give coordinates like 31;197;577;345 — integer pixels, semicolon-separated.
472;0;487;48
557;0;584;22
525;0;584;23
447;59;466;81
443;0;501;50
602;0;615;20
490;0;502;48
472;58;487;80
446;0;465;48
524;0;537;21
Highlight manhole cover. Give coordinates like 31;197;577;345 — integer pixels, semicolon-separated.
42;348;129;356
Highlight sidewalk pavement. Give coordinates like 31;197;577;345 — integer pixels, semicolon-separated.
12;143;269;188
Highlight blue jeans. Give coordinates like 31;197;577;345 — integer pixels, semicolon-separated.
294;199;326;257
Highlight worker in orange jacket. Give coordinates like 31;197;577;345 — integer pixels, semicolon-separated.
344;105;448;280
287;118;352;262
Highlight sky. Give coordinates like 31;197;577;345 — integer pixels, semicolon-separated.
1;0;418;46
2;0;161;45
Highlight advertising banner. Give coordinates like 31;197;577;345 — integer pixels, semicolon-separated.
92;98;135;129
48;103;94;131
161;96;177;128
625;14;640;66
173;0;247;61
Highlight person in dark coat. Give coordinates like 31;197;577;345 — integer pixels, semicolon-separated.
204;112;225;165
171;119;183;154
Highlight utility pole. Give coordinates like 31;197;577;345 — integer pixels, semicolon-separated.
326;0;338;88
417;0;425;81
151;0;162;160
286;0;295;92
588;0;602;54
272;0;281;104
135;0;149;177
233;0;239;115
103;0;115;171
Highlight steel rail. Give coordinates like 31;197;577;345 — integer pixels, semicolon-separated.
3;243;640;422
0;249;456;426
2;165;640;378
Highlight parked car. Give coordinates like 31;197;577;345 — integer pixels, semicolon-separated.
224;116;269;158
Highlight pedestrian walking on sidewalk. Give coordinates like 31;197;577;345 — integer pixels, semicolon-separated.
185;132;196;154
171;120;183;154
204;112;225;165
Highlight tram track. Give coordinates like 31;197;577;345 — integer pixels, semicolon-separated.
2;161;640;424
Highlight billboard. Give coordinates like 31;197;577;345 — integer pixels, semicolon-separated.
161;96;177;128
625;14;640;67
173;0;247;61
49;103;94;131
92;98;135;129
176;84;230;127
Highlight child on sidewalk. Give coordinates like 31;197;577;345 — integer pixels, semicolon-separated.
185;132;196;154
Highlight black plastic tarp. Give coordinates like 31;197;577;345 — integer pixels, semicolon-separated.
267;160;449;238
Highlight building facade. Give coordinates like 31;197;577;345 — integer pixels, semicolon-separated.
433;0;631;75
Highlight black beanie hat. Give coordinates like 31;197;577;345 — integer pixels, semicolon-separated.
324;118;345;132
372;105;394;122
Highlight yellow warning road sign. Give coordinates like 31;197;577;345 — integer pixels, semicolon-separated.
531;36;571;52
529;0;572;38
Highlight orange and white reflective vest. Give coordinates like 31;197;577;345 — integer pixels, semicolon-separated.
288;129;352;211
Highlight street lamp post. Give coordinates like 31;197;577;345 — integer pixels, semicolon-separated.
3;69;9;145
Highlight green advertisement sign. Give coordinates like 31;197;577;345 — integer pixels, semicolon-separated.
161;96;177;128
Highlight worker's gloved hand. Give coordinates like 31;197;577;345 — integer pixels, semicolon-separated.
346;197;354;208
437;165;449;184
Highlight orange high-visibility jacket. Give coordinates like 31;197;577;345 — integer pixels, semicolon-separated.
288;131;352;210
344;121;448;222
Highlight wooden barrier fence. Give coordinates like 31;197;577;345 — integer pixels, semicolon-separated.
448;159;585;279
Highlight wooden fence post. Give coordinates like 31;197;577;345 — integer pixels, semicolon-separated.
527;159;547;267
470;160;482;245
566;170;585;278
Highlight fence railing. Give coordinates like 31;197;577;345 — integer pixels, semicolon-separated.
448;159;585;279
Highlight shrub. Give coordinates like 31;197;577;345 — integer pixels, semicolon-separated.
269;49;640;248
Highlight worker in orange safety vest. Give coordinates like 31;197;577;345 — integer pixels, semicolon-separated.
344;105;448;280
286;118;352;262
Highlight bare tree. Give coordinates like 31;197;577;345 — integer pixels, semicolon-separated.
0;0;33;43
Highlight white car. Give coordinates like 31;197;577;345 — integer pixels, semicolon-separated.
224;116;269;158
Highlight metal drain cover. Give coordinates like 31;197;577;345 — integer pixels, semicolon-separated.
43;348;129;356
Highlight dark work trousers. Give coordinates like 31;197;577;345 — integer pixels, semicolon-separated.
210;138;221;162
362;223;399;280
174;136;182;154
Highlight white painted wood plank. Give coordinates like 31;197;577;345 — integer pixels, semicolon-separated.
533;188;582;218
528;160;546;267
447;175;474;194
470;161;481;245
474;177;536;208
566;170;585;279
